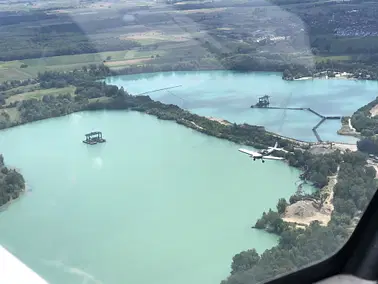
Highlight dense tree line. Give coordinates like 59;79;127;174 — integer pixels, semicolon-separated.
287;149;341;188
348;97;378;155
17;94;83;124
0;11;141;61
222;151;376;284
0;67;296;152
0;155;25;207
0;79;37;92
0;36;140;61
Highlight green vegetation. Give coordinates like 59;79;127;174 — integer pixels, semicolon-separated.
315;55;352;63
0;12;140;61
0;50;167;82
2;1;378;283
2;0;378;83
223;151;375;284
0;64;375;284
0;66;293;151
0;154;25;208
348;97;378;154
5;86;75;105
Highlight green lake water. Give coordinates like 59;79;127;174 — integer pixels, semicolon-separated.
105;71;378;143
0;111;306;284
1;70;373;283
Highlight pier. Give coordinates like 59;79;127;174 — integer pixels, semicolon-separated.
250;96;342;142
83;131;106;145
135;85;182;96
307;108;324;118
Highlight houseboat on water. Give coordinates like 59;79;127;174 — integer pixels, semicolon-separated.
83;131;106;145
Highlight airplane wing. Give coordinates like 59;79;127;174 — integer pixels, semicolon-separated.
238;148;262;157
262;155;284;160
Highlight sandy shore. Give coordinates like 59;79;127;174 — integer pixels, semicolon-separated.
294;77;313;81
206;116;231;126
370;104;378;117
337;117;360;139
282;169;338;227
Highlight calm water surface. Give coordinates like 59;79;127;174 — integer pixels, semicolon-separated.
0;111;308;284
105;71;378;142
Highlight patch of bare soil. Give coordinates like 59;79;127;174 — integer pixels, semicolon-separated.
283;171;338;226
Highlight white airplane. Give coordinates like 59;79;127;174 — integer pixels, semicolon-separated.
238;148;284;163
259;142;289;155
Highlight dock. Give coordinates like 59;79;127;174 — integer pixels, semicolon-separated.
83;131;106;145
250;96;342;142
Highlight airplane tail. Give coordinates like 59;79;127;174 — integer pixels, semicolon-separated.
274;142;278;149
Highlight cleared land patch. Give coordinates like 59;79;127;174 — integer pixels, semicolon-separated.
5;86;76;105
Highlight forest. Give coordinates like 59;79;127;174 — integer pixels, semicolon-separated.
222;151;375;284
0;154;25;208
0;10;141;61
346;96;378;155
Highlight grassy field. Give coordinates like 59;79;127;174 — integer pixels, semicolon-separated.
5;86;76;105
315;55;352;63
0;49;166;82
3;84;39;96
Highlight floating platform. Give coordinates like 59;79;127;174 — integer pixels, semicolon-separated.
83;139;106;145
83;131;106;145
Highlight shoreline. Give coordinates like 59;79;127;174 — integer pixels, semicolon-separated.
282;169;338;227
337;117;360;138
293;76;356;81
106;67;370;83
0;183;26;211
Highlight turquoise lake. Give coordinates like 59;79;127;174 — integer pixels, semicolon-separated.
1;70;376;284
0;111;307;284
105;71;378;143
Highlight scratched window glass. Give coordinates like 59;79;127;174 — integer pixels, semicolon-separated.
0;0;376;284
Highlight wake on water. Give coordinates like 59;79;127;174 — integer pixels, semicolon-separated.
42;259;103;284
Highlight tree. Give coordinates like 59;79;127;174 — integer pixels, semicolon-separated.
231;249;260;274
0;154;4;167
283;69;293;80
277;198;288;214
